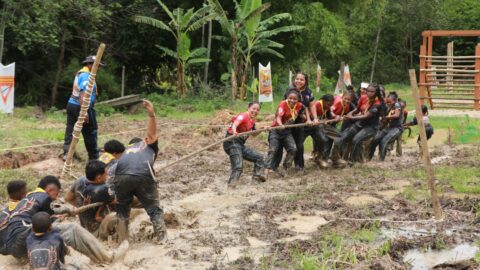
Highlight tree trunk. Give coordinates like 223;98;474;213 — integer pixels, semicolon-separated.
0;5;9;65
51;33;66;106
370;26;382;83
231;42;238;100
177;59;186;97
203;19;212;83
239;60;248;100
409;34;413;68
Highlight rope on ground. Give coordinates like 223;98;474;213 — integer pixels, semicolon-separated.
338;217;444;224
0;122;230;153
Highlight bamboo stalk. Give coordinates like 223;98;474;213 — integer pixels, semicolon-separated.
61;44;106;178
409;69;442;221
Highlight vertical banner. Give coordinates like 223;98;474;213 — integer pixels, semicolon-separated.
288;70;292;86
258;62;273;103
343;64;352;86
334;64;352;95
316;64;321;93
0;63;15;114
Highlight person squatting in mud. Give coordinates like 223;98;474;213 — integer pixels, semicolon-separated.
368;91;404;161
334;84;385;166
223;102;266;186
1;176;128;264
26;211;67;270
265;90;304;176
113;99;167;243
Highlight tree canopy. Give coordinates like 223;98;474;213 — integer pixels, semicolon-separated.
1;0;480;106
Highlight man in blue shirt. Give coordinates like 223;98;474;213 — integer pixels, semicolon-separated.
62;55;105;160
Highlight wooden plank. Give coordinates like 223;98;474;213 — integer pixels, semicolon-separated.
419;44;427;106
409;69;442;221
423;30;480;37
434;105;475;110
419;83;480;87
420;55;479;59
420;97;479;101
426;74;476;77
475;44;480;110
421;69;478;73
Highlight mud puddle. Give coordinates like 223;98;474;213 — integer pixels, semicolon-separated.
275;211;330;234
404;243;479;269
345;194;382;206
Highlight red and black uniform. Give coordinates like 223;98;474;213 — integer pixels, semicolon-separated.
335;98;383;165
305;100;335;160
266;101;303;171
223;112;264;183
331;95;356;131
369;102;404;161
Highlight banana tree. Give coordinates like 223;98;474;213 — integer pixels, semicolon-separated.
208;0;271;100
135;1;214;97
239;10;304;99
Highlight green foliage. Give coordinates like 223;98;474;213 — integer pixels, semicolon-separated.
0;169;39;204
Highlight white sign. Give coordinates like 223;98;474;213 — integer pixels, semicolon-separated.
258;62;273;103
0;63;15;113
334;64;352;95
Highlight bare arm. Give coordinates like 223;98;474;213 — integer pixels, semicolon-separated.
143;100;157;144
385;108;401;120
64;191;76;206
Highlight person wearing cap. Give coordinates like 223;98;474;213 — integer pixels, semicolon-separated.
62;55;105;160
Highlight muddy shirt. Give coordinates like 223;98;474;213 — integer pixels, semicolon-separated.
115;140;159;179
387;102;403;128
356;101;382;129
80;182;113;233
99;153;119;195
26;230;66;270
0;206;9;254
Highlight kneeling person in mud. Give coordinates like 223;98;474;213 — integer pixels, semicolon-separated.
114;99;166;242
223;102;266;186
64;160;117;239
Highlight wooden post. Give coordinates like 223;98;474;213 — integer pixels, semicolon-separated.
409;69;442;220
289;70;292;86
121;65;125;97
316;64;321;93
474;44;480;110
419;45;427;106
61;43;106;179
446;42;453;90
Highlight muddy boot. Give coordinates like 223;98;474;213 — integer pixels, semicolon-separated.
266;169;284;179
332;158;347;169
318;159;330;169
152;222;167;244
252;167;266;182
228;171;242;186
111;240;129;263
283;151;295;170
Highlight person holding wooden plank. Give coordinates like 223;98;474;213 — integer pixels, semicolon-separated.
62;55;105;161
266;90;304;176
223;102;266;186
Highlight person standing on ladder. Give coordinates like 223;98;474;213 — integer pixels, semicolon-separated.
63;55;105;161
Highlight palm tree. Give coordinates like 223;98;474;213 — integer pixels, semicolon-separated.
135;1;214;97
239;11;304;99
208;0;271;100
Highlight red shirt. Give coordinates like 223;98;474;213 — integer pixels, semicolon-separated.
272;100;303;127
358;96;381;113
313;100;330;120
227;112;255;134
331;96;352;116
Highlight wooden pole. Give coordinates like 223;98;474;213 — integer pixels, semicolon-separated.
419;45;427;106
121;65;125;97
316;64;321;93
408;69;442;220
61;43;106;179
156;122;328;172
447;41;453;91
474;44;480;110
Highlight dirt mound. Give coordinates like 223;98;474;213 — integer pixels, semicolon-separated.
209;109;236;125
0;150;54;169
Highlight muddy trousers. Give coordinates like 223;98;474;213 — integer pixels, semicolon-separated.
53;222;113;263
335;124;361;158
114;175;164;242
223;138;264;183
349;127;377;164
266;130;297;170
291;127;305;168
368;127;402;161
304;126;331;160
63;103;99;160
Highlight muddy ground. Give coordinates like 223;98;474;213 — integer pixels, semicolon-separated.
0;114;479;269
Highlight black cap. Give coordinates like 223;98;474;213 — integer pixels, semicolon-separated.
82;55;105;67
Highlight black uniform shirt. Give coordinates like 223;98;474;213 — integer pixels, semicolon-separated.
26;229;66;270
115;140;159;179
